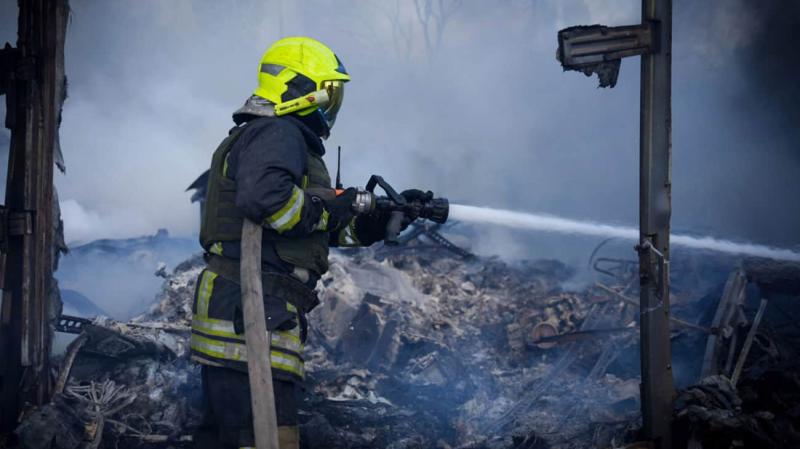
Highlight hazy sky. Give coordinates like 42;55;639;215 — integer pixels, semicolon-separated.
1;0;798;251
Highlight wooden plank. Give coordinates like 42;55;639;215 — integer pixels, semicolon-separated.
240;219;280;449
0;0;69;430
731;298;769;385
700;270;746;378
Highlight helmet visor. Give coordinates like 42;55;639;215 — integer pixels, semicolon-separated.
321;80;345;129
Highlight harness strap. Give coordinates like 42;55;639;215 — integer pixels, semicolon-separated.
205;254;320;313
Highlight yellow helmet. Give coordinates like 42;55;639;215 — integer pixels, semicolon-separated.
254;36;350;130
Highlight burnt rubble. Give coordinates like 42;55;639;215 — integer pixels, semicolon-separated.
13;239;800;449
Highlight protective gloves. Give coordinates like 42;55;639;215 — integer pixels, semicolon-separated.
400;189;434;221
351;212;382;245
319;187;356;231
352;212;399;246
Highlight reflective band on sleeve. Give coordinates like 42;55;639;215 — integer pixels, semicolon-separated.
223;154;231;178
196;271;218;318
265;186;304;233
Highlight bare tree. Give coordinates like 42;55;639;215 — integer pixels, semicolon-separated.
388;0;415;62
413;0;463;58
372;0;462;64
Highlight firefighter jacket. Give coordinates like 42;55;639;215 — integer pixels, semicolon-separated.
191;102;361;382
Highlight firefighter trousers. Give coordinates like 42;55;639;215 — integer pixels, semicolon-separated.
193;365;299;449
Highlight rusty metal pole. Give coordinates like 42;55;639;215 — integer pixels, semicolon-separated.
638;0;675;447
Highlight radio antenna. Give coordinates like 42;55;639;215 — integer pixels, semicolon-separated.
335;146;343;189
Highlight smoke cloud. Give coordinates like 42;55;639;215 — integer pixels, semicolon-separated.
59;198;155;244
0;0;797;254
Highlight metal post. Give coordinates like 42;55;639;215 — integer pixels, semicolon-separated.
555;2;675;445
638;1;675;447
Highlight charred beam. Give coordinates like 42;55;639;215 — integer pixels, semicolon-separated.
0;0;70;432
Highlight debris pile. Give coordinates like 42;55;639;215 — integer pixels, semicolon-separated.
17;257;205;449
14;236;800;448
674;373;800;448
304;248;645;448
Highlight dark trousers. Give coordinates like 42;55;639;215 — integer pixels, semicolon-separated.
194;365;298;449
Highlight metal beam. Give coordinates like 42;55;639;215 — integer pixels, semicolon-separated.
638;1;675;448
558;23;653;67
556;1;676;447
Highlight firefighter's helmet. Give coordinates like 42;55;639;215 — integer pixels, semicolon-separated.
254;36;350;130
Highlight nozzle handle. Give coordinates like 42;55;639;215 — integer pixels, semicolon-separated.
366;175;406;206
384;210;405;246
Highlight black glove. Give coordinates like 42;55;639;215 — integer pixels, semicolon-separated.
321;187;356;231
400;189;433;221
354;210;414;246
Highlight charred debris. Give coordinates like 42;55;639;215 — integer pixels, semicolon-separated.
10;226;800;449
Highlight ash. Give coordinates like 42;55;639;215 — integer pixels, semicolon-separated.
14;238;800;449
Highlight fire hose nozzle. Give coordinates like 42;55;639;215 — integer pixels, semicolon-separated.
305;176;448;244
363;175;449;244
420;197;449;224
371;193;449;223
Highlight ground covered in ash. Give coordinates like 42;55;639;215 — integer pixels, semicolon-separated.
13;239;800;449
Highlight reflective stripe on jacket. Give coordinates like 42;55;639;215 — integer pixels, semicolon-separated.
199;115;333;276
190;269;305;382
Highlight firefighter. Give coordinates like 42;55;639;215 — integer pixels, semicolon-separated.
190;37;415;449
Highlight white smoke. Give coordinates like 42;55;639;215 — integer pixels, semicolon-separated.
0;0;796;252
60;199;153;244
